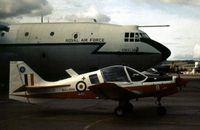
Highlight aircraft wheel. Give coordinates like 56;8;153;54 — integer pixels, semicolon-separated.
114;106;125;117
157;106;166;116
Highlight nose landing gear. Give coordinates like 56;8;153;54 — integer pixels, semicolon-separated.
114;101;133;117
156;97;166;116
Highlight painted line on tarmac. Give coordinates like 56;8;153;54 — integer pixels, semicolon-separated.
83;117;113;130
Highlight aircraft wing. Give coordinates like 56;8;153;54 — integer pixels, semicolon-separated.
89;83;140;101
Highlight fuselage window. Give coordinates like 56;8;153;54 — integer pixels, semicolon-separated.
89;74;100;84
25;32;29;37
50;32;54;36
74;33;78;39
1;32;5;37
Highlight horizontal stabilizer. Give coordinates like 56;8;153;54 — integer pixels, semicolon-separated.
139;25;170;28
9;61;50;102
66;69;79;77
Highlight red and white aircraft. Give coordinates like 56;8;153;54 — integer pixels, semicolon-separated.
9;61;186;116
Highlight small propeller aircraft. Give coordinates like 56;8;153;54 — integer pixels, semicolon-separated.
9;61;186;116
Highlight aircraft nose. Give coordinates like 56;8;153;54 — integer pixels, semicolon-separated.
140;38;171;61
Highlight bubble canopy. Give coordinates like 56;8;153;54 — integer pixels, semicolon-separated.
100;65;147;82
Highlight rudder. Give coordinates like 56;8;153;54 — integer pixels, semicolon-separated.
9;61;47;102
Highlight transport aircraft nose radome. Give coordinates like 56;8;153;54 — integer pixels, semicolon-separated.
140;38;171;61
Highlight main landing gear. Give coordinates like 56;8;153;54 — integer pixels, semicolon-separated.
156;97;166;116
114;101;133;117
114;98;167;117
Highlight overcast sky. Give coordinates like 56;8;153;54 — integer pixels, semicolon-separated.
0;0;200;60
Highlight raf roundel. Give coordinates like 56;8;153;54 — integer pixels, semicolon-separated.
76;81;87;92
19;66;26;73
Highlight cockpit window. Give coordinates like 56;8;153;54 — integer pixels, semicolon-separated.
124;32;142;42
126;67;146;82
135;33;140;42
130;33;134;42
142;33;149;38
124;32;129;42
89;74;100;84
101;66;129;82
125;32;129;37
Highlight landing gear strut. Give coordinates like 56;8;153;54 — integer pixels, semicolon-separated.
114;101;133;117
156;97;166;116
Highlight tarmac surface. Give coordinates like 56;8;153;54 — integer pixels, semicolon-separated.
0;75;200;130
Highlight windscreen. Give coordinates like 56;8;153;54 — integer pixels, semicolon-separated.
126;67;146;82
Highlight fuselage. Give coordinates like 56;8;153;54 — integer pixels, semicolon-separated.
9;63;179;103
0;21;171;88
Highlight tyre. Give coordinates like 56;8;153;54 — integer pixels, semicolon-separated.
114;106;125;117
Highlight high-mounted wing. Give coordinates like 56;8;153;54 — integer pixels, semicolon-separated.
89;83;140;101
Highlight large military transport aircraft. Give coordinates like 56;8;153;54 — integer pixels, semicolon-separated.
0;19;171;88
9;61;186;116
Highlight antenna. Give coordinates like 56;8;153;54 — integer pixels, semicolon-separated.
138;25;170;28
41;14;44;23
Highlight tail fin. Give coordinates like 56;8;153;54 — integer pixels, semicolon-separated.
9;61;46;102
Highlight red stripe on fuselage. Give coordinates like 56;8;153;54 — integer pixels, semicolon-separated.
126;83;178;97
17;83;178;99
18;91;97;99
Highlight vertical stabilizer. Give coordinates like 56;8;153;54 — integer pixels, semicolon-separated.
9;61;24;95
9;61;47;102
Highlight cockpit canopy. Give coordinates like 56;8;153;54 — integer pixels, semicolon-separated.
101;65;147;82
